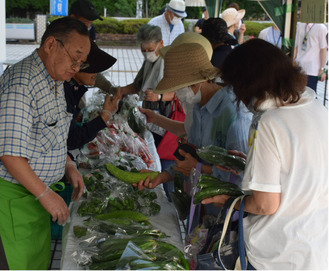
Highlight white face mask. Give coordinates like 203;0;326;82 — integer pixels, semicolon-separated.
142;51;160;63
175;83;202;105
170;15;181;25
142;43;160;63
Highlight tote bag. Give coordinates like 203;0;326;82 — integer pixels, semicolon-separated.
157;95;185;160
196;195;247;270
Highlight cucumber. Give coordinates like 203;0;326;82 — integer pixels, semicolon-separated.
94;210;149;222
193;186;243;205
105;163;159;184
197;145;246;172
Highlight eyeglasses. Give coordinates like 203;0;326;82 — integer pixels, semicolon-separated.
56;39;89;70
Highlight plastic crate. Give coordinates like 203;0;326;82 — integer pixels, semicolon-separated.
51;185;73;240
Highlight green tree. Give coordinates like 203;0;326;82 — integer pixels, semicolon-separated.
6;0;48;17
143;0;167;18
114;0;136;17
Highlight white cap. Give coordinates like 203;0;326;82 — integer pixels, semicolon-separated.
167;0;187;18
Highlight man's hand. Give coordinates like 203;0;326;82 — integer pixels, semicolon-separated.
38;188;69;225
65;163;84;201
173;149;197;176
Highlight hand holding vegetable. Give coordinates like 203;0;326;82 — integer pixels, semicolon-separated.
215;150;247;175
138;107;157;124
134;170;171;191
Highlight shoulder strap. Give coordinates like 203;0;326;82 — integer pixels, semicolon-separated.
217;195;246;270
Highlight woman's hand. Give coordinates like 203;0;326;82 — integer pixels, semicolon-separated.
133;171;171;191
173;149;197;176
201;194;231;207
101;89;122;122
138;107;157;123
216;150;246;175
144;89;159;102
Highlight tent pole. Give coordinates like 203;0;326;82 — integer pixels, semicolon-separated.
214;0;219;17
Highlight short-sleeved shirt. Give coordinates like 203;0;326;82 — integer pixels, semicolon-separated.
258;26;282;48
0;50;72;186
148;14;185;46
242;87;328;269
294;23;328;76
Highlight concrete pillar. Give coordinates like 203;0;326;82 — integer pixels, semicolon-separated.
36;15;47;44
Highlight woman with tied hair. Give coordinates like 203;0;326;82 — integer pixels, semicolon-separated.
202;39;328;270
120;24;175;146
201;17;237;70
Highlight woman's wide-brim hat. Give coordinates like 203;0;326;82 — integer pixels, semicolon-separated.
80;41;117;73
159;32;213;60
221;8;245;27
154;42;219;94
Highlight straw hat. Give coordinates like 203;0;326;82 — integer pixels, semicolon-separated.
167;0;187;18
154;43;219;94
221;8;245;27
159;32;213;60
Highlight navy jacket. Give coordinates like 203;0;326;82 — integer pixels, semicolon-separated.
64;80;106;150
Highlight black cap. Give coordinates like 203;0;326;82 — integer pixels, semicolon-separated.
80;41;117;73
69;0;103;21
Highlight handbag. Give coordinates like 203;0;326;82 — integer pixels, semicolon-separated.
196;195;247;270
157;95;185;160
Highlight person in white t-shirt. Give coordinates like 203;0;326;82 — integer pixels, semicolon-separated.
148;0;186;46
202;39;328;270
294;22;328;92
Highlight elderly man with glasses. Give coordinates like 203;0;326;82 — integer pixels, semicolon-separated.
0;17;90;269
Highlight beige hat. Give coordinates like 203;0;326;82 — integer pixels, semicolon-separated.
154;43;220;94
159;32;213;60
221;8;245;27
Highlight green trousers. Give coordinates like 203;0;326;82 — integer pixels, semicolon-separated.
0;178;51;270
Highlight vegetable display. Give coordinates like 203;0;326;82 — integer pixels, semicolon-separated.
197;145;246;172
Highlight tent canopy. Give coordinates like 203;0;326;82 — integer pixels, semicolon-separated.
185;0;206;7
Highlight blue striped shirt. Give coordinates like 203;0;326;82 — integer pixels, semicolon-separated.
0;50;72;186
